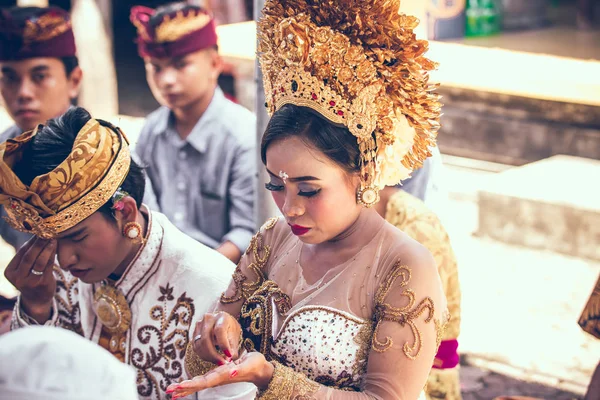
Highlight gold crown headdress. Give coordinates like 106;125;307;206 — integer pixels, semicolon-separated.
0;119;131;239
258;0;442;206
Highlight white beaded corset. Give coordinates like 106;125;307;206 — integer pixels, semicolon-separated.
271;306;372;391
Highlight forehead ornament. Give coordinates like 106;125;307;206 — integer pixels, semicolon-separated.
279;170;289;184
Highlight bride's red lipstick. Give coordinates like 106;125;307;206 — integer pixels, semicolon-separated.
289;224;310;236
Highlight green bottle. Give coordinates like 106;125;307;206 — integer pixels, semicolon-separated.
466;0;502;37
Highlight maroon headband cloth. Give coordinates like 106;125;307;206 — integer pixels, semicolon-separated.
0;7;76;61
131;5;218;59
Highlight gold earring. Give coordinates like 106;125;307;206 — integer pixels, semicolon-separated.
357;186;379;208
122;221;144;244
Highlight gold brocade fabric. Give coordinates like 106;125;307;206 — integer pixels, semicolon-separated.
0;119;130;238
579;273;600;340
385;190;461;341
426;368;462;400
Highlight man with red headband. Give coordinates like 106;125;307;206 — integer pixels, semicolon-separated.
131;2;256;264
0;6;83;252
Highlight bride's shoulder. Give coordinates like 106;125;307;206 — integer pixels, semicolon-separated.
250;216;294;249
379;221;439;284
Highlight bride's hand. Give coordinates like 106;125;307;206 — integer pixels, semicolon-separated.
167;352;274;399
191;311;242;366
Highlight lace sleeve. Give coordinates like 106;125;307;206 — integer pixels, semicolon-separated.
218;217;280;318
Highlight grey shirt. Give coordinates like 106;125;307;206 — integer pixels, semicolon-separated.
0;125;32;251
135;88;256;253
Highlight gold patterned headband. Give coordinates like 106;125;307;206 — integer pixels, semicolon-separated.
0;119;131;239
258;0;441;206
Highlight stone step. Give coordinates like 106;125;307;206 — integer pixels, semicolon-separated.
476;155;600;261
438;87;600;166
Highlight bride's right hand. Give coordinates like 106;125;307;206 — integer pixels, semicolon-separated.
191;311;242;365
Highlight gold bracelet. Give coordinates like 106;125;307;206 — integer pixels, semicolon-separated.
184;328;246;378
257;361;319;400
184;341;217;378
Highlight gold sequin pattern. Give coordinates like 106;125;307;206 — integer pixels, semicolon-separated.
257;361;320;400
221;217;279;304
372;263;435;359
184;341;217;378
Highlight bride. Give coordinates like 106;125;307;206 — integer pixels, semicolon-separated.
169;0;448;398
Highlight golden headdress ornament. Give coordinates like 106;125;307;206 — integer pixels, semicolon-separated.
0;119;131;239
258;0;442;206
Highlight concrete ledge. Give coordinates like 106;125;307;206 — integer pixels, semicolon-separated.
215;22;600;107
477;155;600;261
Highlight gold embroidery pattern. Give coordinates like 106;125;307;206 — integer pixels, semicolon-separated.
385;191;461;340
131;284;195;398
23;12;71;43
155;10;212;43
221;217;279;304
352;322;374;378
372;263;435;359
257;361;320;400
240;281;291;356
1;120;131;238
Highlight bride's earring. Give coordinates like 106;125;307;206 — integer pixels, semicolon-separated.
357;186;379;208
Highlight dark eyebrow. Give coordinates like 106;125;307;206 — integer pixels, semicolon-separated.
57;227;87;240
266;168;320;182
1;66;16;75
30;65;50;73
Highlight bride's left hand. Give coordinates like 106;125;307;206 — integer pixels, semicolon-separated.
166;351;274;399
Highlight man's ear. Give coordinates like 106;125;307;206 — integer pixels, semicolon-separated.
113;197;139;229
67;66;83;100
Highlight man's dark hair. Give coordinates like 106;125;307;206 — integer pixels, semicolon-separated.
60;56;79;77
12;107;146;223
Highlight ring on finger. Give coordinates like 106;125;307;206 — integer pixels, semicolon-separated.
30;269;44;276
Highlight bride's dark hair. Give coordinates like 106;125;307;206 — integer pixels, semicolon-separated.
261;104;361;175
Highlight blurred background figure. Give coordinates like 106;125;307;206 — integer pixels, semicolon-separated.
0;326;139;400
0;5;83;252
131;2;256;264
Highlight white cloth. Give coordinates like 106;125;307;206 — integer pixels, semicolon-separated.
0;326;138;400
10;210;238;400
